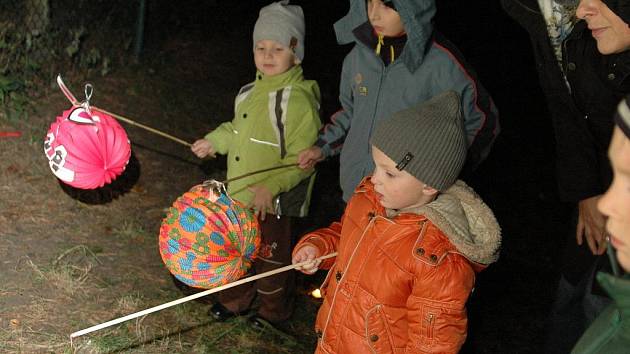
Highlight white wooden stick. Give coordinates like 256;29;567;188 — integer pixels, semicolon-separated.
70;252;337;339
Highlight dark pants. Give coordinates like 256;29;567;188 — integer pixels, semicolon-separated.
214;215;295;323
543;210;611;353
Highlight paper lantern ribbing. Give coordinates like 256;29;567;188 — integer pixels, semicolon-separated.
159;182;260;289
44;107;131;189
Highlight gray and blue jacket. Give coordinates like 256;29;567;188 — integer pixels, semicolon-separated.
316;0;500;201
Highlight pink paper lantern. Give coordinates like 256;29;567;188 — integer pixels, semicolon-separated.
44;106;131;189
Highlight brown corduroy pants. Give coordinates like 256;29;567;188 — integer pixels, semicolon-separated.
214;214;295;323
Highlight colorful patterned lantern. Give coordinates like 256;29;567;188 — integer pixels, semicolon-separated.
44;106;131;189
159;181;260;289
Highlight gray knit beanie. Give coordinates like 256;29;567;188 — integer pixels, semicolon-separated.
370;91;467;191
253;0;305;62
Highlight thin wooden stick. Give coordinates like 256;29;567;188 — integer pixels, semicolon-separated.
69;252;337;340
92;106;191;147
56;74;192;147
221;163;299;184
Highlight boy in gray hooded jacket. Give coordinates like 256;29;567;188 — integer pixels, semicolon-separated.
298;0;500;202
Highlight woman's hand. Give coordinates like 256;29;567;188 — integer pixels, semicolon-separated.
577;195;608;255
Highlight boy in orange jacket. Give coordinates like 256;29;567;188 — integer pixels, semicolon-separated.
292;91;501;353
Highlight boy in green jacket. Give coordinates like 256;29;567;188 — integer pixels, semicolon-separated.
190;0;321;328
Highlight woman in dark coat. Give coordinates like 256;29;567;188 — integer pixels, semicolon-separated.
572;1;630;352
501;0;630;352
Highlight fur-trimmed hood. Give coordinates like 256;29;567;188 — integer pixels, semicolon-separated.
391;180;501;265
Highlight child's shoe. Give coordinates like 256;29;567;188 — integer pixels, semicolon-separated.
248;314;275;330
208;303;239;322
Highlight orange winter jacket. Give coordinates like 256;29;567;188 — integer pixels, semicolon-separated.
293;178;501;353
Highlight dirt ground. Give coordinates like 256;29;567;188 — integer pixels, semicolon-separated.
0;3;342;352
1;1;572;353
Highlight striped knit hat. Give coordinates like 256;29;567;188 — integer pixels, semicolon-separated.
615;94;630;138
370;91;467;191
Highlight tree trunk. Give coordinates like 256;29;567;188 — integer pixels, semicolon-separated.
24;0;49;35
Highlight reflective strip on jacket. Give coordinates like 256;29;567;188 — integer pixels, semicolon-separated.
205;65;321;216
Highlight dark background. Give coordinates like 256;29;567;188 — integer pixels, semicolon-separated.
0;0;578;351
139;0;569;352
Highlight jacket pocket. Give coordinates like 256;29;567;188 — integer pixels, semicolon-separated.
365;305;395;354
419;305;439;348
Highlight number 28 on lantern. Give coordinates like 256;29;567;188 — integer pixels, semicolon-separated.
44;132;75;183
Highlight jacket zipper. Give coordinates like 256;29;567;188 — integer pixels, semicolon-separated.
320;214;376;348
427;312;435;339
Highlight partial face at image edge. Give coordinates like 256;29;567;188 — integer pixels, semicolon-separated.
577;0;630;54
598;126;630;272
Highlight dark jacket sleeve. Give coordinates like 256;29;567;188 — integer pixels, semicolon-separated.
500;0;618;202
314;51;355;158
433;32;500;171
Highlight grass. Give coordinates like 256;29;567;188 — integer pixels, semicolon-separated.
0;41;325;354
45;259;321;353
23;245;102;296
114;220;149;243
0;324;70;353
67;316;299;353
115;293;144;315
60;291;320;353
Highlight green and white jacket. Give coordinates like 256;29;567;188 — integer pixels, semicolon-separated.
205;65;321;217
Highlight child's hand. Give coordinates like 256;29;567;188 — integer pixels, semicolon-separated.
292;245;321;274
191;139;216;158
247;184;273;221
297;146;324;169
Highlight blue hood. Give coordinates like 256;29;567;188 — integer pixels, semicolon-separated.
333;0;436;72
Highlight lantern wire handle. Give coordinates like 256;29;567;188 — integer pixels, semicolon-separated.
56;74;193;147
202;179;229;198
200;162;299;204
82;83;93;116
